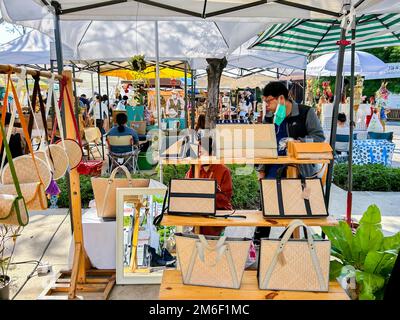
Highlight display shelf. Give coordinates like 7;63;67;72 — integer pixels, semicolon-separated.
159;270;349;300
160;210;338;227
160;156;330;166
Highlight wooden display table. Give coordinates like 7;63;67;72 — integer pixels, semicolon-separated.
161;210;338;227
159;270;349;300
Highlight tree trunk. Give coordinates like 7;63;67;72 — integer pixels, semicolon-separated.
205;57;227;129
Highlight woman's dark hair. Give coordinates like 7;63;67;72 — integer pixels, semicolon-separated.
102;94;108;102
262;81;289;99
96;95;101;101
116;112;128;132
338;113;346;123
195;114;206;131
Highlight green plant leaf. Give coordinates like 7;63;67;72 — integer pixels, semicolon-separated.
359;205;382;225
322;221;354;263
353;224;384;265
356;271;385;300
330;260;344;280
364;250;398;277
382;232;400;251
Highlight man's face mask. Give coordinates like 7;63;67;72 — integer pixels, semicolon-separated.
274;96;286;126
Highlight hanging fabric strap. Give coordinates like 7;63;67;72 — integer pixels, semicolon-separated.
31;73;55;167
51;76;81;146
45;74;56;120
2;73;45;186
0;67;27;171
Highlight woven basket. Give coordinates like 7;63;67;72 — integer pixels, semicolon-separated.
56;138;83;169
35;144;69;180
1;155;52;189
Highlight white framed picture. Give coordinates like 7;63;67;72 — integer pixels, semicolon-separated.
116;185;168;285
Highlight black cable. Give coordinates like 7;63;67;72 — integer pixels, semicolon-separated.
11;210;70;300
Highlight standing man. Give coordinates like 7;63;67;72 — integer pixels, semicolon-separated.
88;95;108;135
254;81;325;241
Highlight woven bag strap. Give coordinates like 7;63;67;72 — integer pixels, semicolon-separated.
6;74;45;186
0;121;23;198
0;68;26;171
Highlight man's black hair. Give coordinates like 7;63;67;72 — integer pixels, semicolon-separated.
338;112;346;123
262;81;289;99
123;95;129;101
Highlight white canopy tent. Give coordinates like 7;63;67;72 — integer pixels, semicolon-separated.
191;36;307;70
0;29;75;64
1;0;398;22
365;62;400;79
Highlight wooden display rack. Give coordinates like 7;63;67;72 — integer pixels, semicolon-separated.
36;71;115;300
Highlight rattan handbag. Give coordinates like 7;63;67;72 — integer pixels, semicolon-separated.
258;219;331;292
215;124;278;159
260;165;328;218
0;122;29;226
167;179;217;216
91;166;150;218
0;74;49;211
28;74;69;180
175;233;251;289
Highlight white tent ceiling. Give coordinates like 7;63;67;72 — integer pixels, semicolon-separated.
2;0;399;24
0;29;74;64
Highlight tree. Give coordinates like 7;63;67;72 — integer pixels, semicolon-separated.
205;57;227;129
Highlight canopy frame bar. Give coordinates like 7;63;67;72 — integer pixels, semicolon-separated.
44;0;342;20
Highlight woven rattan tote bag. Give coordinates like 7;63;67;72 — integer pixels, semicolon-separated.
258;220;331;292
34;144;69;180
91;166;150;218
260;166;328;218
167;179;216;216
0;122;29;226
175;233;251;289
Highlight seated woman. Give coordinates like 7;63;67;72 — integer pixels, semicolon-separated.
185;137;233;236
106;112;139;154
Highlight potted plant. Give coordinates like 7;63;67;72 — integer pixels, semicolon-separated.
129;55;147;72
0;225;22;300
322;205;400;300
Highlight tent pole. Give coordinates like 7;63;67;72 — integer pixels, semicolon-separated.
191;69;195;129
106;75;111;129
303;69;307;104
347;24;356;225
52;2;74;235
72;65;80;132
90;72;94;97
98;63;105;160
155;21;163;184
325;14;349;209
184;62;188;128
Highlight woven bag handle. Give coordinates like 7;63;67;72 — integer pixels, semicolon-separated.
99;165;133;217
0;121;28;226
0;68;27;171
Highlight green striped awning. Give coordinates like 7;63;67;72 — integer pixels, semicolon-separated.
252;13;400;56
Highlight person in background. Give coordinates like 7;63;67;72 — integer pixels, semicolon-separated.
88;95;108;135
336;113;348;135
106;112;139;154
185;137;233;236
366;95;376;127
116;95;129;111
258;81;325;179
255;81;325;242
